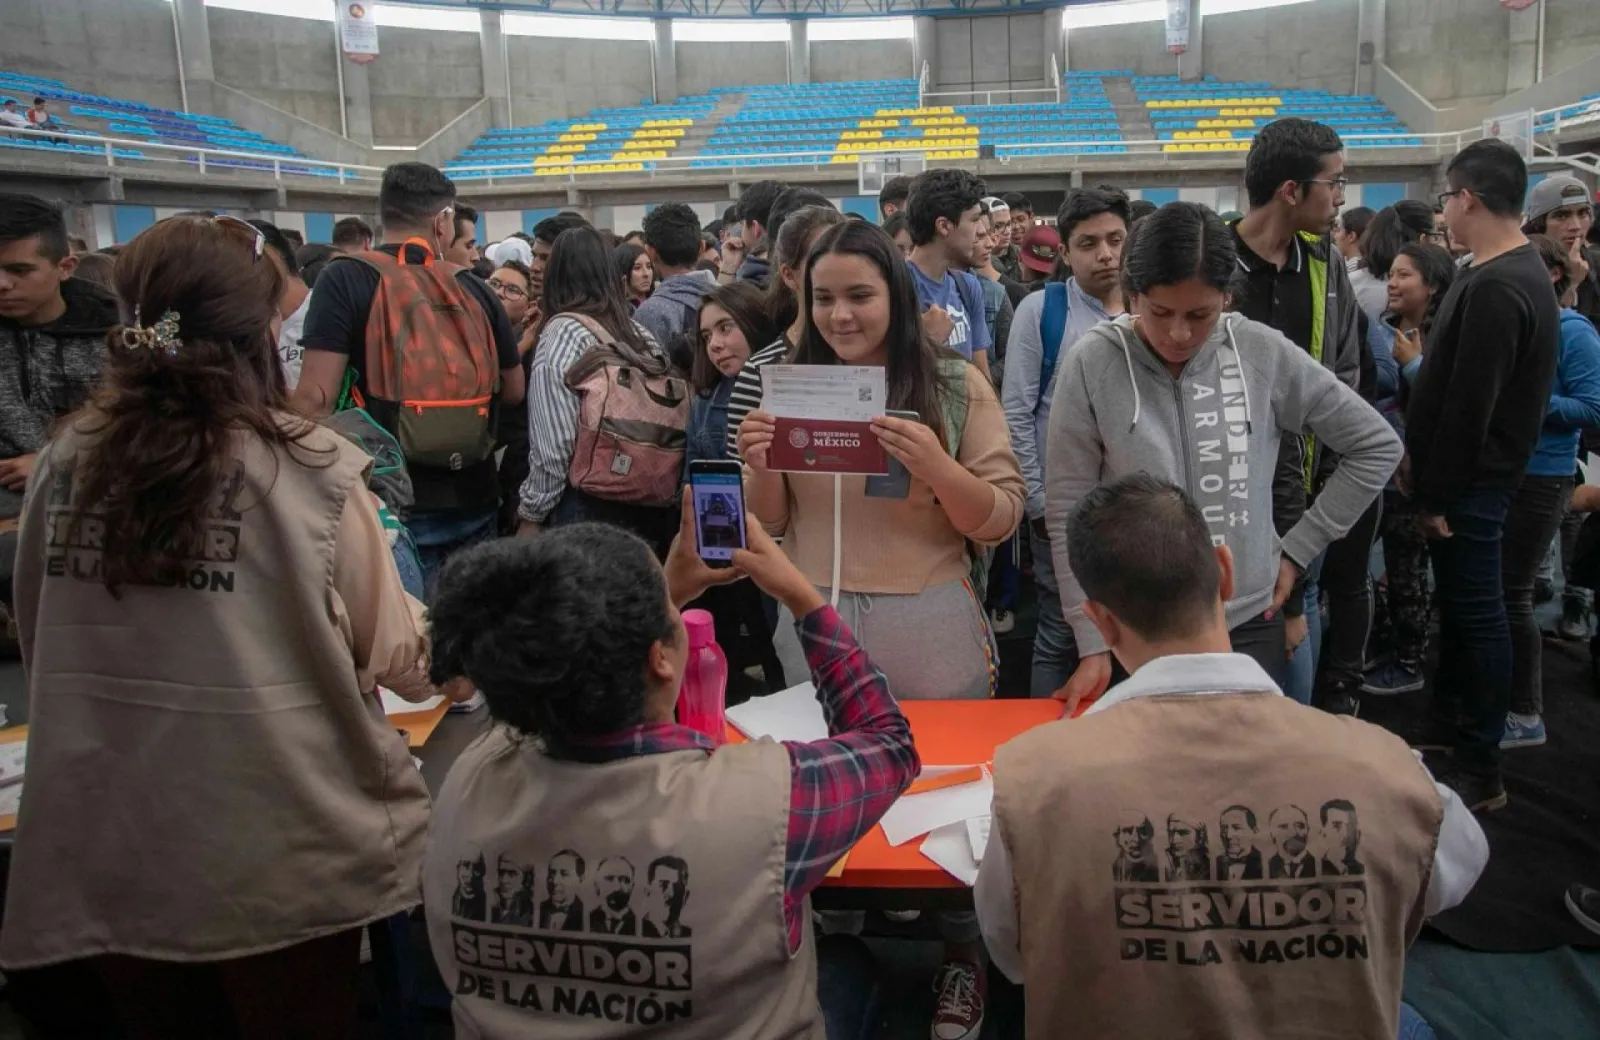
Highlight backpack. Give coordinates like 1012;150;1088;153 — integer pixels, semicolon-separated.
559;313;690;508
934;356;988;605
1039;281;1072;394
346;241;500;473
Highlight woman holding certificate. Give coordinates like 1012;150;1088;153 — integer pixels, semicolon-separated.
737;220;1024;701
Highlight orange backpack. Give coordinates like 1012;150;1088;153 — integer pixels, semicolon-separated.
347;241;500;472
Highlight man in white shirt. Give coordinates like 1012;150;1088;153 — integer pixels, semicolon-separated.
248;220;310;389
0;101;28;130
977;473;1488;1039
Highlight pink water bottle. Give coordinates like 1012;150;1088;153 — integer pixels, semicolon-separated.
677;609;728;744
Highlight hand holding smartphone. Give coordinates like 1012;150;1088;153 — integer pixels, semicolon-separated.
688;459;748;566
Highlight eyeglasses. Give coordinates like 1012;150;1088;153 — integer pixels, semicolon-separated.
1422;230;1449;245
1436;188;1473;208
488;279;527;300
1303;177;1349;192
212;214;266;261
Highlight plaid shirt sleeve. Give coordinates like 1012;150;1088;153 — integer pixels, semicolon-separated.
780;605;920;950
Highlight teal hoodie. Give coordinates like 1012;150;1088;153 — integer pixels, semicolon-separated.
1043;312;1400;656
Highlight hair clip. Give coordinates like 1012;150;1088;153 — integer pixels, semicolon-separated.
119;307;182;356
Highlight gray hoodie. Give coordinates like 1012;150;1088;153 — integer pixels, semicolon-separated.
1044;312;1401;656
634;270;716;360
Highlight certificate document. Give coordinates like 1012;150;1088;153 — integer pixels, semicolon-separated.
762;365;889;475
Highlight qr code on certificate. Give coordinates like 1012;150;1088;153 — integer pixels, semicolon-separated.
858;386;872;402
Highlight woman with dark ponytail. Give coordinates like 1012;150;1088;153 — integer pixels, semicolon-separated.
1042;202;1400;703
1;215;447;1036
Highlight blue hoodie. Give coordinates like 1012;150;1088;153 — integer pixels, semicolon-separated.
1527;308;1600;477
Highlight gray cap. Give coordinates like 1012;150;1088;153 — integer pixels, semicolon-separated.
1525;175;1593;224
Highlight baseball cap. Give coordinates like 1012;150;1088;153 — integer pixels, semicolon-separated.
982;195;1010;218
1525;175;1593;224
1018;226;1061;274
484;237;533;268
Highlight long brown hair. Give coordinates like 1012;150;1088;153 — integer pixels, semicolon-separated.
692;282;776;393
70;216;328;594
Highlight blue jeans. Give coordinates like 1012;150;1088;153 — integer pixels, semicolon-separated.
1429;487;1515;776
391;527;426;600
1030;527;1079;697
1284;555;1325;705
1398;1001;1437;1040
815;935;881;1040
407;508;498;602
989;534;1021;611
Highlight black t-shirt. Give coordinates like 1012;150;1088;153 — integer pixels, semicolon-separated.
302;243;521;514
1405;242;1561;512
1230;228;1316;356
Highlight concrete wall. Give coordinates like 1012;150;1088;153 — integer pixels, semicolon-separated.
506;37;653;123
1386;0;1508;110
211;8;341;133
0;0;182;112
1545;0;1600;79
210;11;481;145
1203;0;1360;95
368;27;483;146
934;13;1052;93
1067;21;1175;79
677;41;789;96
812;40;915;83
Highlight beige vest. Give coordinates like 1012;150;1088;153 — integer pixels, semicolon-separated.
993;692;1442;1040
424;726;824;1040
0;421;431;967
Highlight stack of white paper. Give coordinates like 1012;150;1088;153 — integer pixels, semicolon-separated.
0;742;24;788
921;822;981;886
380;689;446;716
726;683;828;742
880;771;993;848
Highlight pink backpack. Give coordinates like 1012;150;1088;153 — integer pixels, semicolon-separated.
558;313;689;507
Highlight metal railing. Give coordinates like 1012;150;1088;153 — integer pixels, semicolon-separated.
3;94;1596;190
0;124;383;183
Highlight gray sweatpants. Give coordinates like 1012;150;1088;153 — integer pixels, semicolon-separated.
774;578;997;702
779;578;991;945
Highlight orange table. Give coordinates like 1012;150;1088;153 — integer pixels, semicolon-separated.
729;698;1064;901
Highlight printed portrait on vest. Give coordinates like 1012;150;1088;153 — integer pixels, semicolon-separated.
537;849;586;931
1267;805;1319;879
1112;812;1160;882
590;856;639;935
641;855;692;938
490;853;535;927
1163;814;1211;882
453;849;487;920
1215;805;1265;881
1319;799;1366;877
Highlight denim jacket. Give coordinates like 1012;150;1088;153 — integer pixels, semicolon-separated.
686;376;735;475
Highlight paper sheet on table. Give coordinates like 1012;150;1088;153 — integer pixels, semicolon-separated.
0;740;25;787
921;821;980;886
879;770;993;847
762;365;887;422
381;688;446;716
726;682;827;743
967;815;991;862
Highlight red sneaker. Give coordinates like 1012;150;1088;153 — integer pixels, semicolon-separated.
931;959;985;1040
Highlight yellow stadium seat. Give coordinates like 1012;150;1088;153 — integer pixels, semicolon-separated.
962;149;978;159
1178;143;1196;152
1163;144;1180;153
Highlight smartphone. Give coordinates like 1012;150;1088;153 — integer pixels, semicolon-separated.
688;459;747;567
864;409;920;499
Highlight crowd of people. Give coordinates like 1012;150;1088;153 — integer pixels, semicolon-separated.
0;112;1595;1039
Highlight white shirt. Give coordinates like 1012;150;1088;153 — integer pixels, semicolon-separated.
0;110;28;129
973;651;1491;984
277;290;312;390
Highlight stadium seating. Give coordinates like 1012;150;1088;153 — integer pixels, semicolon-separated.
446;72;1418;176
1537;92;1600;129
0;69;334;176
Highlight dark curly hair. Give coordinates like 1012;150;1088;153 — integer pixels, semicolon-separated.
429;524;679;746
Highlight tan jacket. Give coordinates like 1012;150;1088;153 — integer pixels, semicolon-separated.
990;653;1446;1040
762;364;1024;595
0;417;434;967
425;727;825;1040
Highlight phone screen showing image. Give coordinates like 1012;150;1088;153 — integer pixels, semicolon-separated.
692;468;747;564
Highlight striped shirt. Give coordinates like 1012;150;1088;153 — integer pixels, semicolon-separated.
517;315;662;524
723;335;792;460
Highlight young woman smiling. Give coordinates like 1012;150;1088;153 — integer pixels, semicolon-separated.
1044;202;1400;707
735;214;1024;1040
